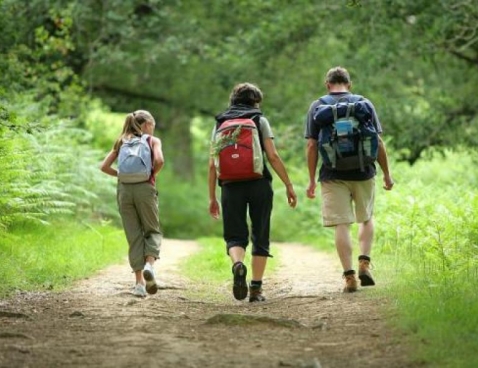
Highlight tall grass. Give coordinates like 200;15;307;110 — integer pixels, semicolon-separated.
372;150;478;367
0;220;126;297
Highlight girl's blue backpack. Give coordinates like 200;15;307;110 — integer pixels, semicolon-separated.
117;135;152;183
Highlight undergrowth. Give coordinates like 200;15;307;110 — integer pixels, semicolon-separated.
0;220;126;298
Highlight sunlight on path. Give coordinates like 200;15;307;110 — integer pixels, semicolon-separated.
270;242;343;298
76;239;200;296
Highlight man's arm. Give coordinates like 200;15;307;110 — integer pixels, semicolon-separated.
306;138;319;198
376;135;394;190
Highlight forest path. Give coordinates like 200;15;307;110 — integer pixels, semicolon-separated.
0;239;414;368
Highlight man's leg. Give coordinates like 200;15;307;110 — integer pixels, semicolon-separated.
322;181;357;292
358;218;374;256
354;179;376;286
335;224;358;292
335;223;353;271
358;219;375;286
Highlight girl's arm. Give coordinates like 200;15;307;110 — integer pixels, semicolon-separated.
151;137;164;175
100;150;118;177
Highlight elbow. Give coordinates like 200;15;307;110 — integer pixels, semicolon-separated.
306;139;316;152
155;159;165;171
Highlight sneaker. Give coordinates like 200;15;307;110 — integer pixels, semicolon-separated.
358;258;375;286
232;262;248;300
249;285;266;303
132;283;147;298
343;272;358;293
143;263;158;295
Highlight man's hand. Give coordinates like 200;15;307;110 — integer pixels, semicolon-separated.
306;181;317;199
383;175;394;190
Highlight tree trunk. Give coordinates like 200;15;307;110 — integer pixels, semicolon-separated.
162;109;194;180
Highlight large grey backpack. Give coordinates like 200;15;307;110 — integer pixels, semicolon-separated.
117;135;152;183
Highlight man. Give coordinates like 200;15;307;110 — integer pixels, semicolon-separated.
305;66;394;292
208;82;297;302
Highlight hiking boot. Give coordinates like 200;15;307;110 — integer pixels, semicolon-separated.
232;262;248;300
143;263;158;295
343;271;358;293
132;283;147;298
249;285;266;303
358;258;375;286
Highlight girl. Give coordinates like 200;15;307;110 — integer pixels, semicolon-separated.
100;110;164;297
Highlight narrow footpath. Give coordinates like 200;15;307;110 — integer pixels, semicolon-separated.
0;239;415;368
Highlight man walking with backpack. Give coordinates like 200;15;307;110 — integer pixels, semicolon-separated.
208;82;297;302
305;66;394;292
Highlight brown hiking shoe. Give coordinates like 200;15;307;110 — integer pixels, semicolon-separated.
249;285;266;302
343;272;358;293
358;259;375;286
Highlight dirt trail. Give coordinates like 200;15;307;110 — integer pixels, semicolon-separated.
0;239;414;368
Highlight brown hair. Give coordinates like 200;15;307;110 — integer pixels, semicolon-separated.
113;110;155;151
325;66;351;85
229;82;263;106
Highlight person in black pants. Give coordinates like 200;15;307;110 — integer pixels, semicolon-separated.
208;82;297;302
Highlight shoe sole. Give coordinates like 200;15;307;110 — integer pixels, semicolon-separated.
143;270;158;295
358;273;375;286
249;295;266;303
233;263;248;300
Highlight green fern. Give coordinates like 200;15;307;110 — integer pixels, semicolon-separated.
210;125;242;157
0;120;118;234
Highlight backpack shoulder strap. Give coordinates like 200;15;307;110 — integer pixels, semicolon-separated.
251;115;265;150
318;95;337;105
321;93;363;104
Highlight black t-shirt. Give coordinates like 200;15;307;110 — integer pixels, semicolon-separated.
305;92;382;182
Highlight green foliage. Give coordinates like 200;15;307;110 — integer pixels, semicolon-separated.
0;220;126;298
0;0;118;233
0;1;90;123
1;1;478;363
64;0;478;169
371;150;478;367
157;168;222;239
6;0;478;173
84;104;125;151
0;120;118;234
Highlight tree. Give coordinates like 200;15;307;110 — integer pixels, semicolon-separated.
7;0;476;170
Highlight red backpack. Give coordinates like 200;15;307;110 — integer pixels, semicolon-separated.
212;118;264;181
